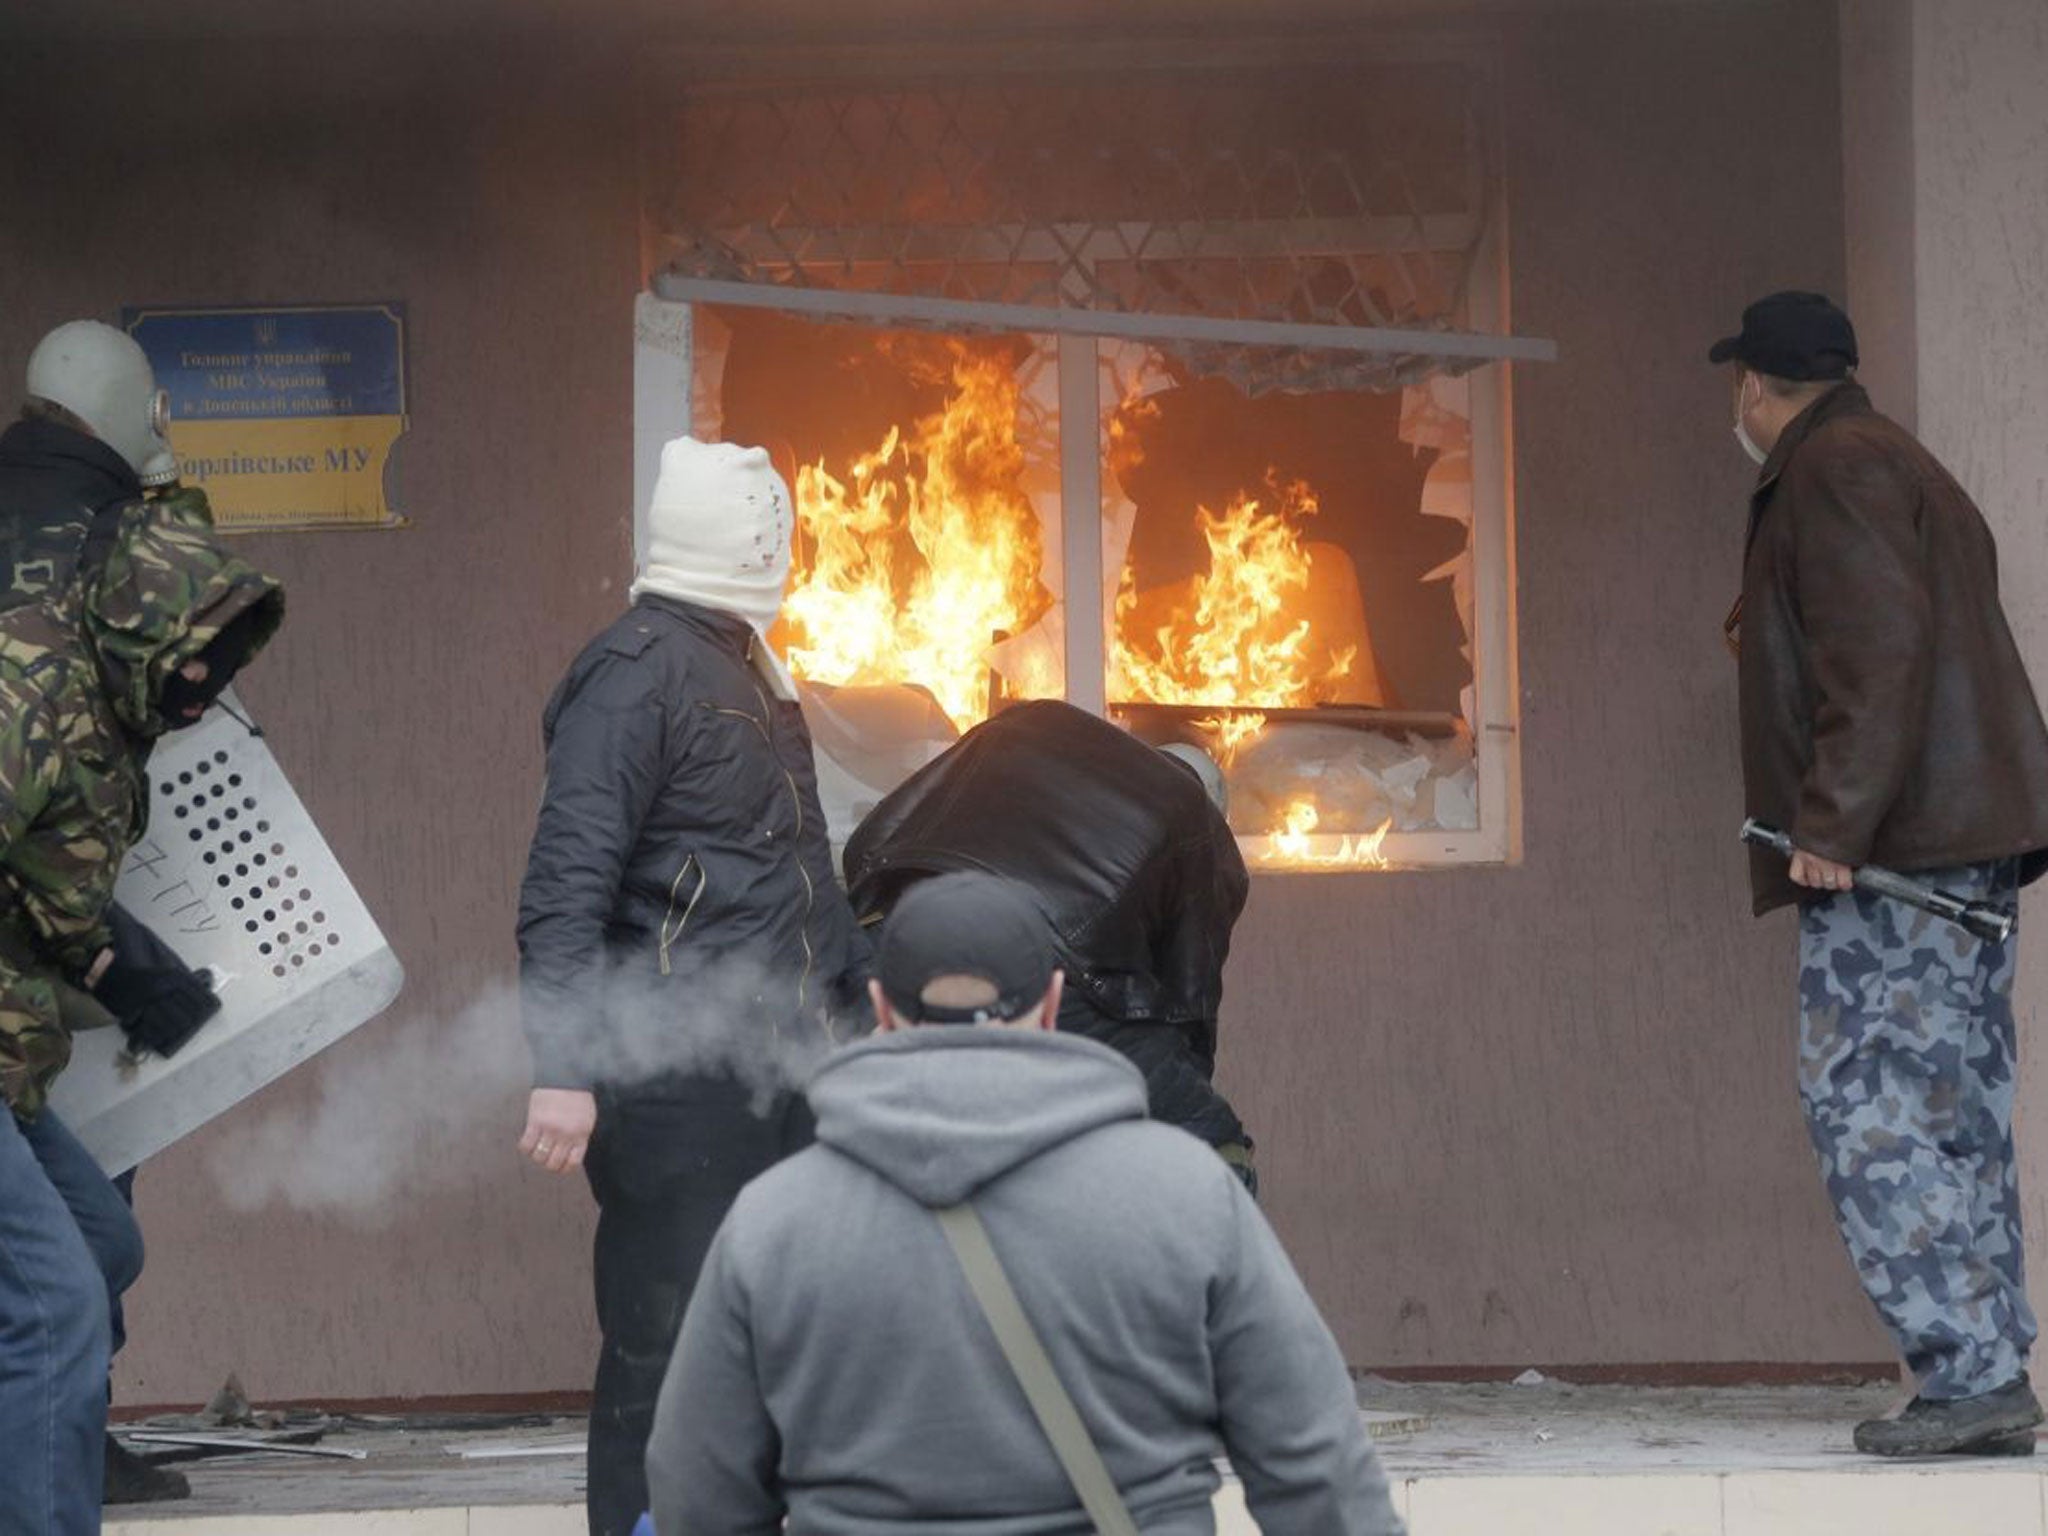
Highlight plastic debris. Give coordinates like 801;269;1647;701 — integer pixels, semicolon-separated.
120;1429;361;1462
203;1374;254;1427
1229;723;1479;838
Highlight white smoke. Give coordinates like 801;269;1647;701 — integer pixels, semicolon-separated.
203;954;859;1222
202;984;528;1220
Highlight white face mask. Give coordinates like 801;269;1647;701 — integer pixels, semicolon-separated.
1733;377;1768;465
1734;419;1767;466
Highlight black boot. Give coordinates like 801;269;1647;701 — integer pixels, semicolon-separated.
1853;1377;2045;1457
1969;1428;2038;1457
104;1434;190;1503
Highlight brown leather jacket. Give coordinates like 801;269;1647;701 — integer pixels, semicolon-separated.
1738;383;2048;914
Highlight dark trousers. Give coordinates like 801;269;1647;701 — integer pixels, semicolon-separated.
582;1076;813;1536
109;1170;134;1359
1083;1018;1249;1151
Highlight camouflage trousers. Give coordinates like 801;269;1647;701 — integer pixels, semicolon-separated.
1798;858;2036;1400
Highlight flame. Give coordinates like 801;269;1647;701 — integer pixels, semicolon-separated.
775;348;1051;731
1110;479;1355;718
1111;478;1380;863
774;353;1393;870
1193;711;1268;765
1262;799;1394;868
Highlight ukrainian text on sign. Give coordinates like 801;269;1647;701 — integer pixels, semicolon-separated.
122;304;409;531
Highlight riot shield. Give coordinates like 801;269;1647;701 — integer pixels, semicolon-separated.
45;696;404;1173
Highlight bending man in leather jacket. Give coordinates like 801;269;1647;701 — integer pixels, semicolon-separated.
844;699;1255;1187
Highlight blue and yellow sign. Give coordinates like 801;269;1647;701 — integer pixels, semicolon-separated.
121;304;408;531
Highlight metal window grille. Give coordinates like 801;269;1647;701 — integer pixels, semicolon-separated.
649;59;1546;393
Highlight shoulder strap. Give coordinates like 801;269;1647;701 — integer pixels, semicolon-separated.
934;1202;1141;1536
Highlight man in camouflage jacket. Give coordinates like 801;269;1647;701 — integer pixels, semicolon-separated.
1;327;241;1508
0;494;282;1535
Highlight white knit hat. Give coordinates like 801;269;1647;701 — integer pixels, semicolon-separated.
632;437;794;635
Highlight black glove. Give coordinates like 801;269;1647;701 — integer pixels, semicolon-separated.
96;907;221;1059
96;962;219;1058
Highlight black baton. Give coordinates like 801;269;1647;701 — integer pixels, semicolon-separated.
1740;820;2017;945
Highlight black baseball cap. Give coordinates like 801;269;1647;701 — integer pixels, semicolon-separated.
1708;291;1859;380
877;873;1058;1025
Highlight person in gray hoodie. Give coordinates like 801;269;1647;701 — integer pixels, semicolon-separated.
645;872;1404;1536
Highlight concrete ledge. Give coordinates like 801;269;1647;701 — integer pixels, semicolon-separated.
109;1463;2048;1536
105;1385;2048;1535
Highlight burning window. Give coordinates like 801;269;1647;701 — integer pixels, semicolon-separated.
702;314;1065;729
1102;345;1484;868
685;311;1071;807
637;55;1536;869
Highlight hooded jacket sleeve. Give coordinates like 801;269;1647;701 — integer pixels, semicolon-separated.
516;651;669;1090
1209;1179;1407;1536
647;1219;786;1536
1787;448;1933;865
0;683;71;1118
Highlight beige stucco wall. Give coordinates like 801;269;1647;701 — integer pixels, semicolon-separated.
0;1;1892;1407
1839;0;1917;429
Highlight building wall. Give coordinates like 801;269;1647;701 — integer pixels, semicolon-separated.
0;1;1872;1407
1839;0;1918;429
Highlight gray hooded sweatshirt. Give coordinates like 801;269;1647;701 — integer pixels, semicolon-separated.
645;1028;1404;1536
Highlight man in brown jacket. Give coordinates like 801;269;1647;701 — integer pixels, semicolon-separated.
1716;290;2048;1457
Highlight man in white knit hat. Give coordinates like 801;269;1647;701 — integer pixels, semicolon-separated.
515;437;871;1536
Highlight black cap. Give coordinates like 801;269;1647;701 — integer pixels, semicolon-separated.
1708;291;1859;380
877;873;1058;1025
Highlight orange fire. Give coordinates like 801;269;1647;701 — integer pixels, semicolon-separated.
1261;799;1394;869
1109;479;1357;727
1193;712;1269;764
775;347;1389;869
774;348;1051;731
1112;477;1397;864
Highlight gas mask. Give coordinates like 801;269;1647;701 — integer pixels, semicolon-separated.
25;320;178;487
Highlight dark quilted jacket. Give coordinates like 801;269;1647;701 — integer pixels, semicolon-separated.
517;597;870;1093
